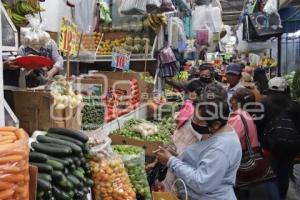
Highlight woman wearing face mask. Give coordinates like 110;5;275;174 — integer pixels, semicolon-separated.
156;84;242;200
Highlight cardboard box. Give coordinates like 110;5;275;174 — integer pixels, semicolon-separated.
29;165;38;200
13;90;81;134
110;134;163;156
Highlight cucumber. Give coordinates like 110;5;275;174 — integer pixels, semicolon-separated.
55;174;68;189
82;187;89;194
37;135;83;154
47;133;84;148
37;191;45;198
69;156;81;166
37;178;52;191
46;159;64;171
52;185;71;200
64;167;69;175
67;175;81;188
68;164;76;171
51;170;63;181
85;178;94;187
67;190;75;198
44;190;53;199
38;173;52;182
48;128;88;143
31;142;72;157
31;162;53;174
74;191;85;200
77;167;85;175
71;170;85;182
29;152;48;163
65;158;74;165
47;155;70;166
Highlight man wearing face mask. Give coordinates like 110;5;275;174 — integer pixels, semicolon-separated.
165;63;215;92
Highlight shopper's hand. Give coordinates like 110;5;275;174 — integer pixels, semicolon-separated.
156;146;172;166
4;60;19;70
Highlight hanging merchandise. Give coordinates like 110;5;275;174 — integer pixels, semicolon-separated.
236;23;272;52
183;16;192;39
243;12;283;42
168;17;188;52
158;46;179;78
99;0;111;24
74;0;97;32
196;25;209;46
146;0;162;13
111;48;131;71
160;0;175;12
119;0;147;15
263;0;277;14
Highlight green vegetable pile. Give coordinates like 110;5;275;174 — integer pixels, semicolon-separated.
112;117;176;144
30;128;93;200
81;96;105;130
113;145;151;200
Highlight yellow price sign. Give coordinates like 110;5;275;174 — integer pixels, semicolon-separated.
59;18;79;56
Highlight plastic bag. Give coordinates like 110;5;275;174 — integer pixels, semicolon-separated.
89;142;136;200
146;0;162;13
263;0;277;15
0;128;29;200
160;0;175;12
196;25;210;45
119;0;147;15
113;145;151;200
236;23;272;52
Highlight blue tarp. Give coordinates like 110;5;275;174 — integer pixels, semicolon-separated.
279;7;300;33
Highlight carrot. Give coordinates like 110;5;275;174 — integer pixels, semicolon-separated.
0;127;17;132
0;166;22;173
0;139;15;145
0;174;25;182
0;135;17;142
0;189;14;199
0;155;24;164
15;129;27;140
0;182;13;190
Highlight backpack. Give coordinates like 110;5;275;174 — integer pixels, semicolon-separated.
263;113;300;156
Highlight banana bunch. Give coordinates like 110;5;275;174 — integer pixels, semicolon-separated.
259;56;277;68
15;1;34;16
2;0;12;18
11;12;27;27
144;14;167;32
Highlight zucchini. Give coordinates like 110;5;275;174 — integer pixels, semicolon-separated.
85;178;94;187
47;133;84;148
37;191;45;198
69;164;76;171
54;174;68;189
46;159;64;171
31;162;53;174
82;187;89;194
65;158;74;165
71;170;85;182
77;167;85;175
67;175;81;188
29;152;48;163
44;190;53;199
51;170;63;181
37;135;82;154
52;185;71;200
64;167;69;175
37;178;52;191
31;142;72;157
69;156;81;166
74;191;85;200
47;155;70;166
38;173;52;182
48;128;88;143
67;190;75;198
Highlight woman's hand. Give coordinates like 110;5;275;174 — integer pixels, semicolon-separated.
156;146;172;166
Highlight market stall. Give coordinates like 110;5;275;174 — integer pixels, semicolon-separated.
1;0;300;200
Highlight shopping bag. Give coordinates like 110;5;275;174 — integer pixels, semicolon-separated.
152;192;180;200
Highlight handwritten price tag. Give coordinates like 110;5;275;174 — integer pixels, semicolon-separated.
59;18;79;56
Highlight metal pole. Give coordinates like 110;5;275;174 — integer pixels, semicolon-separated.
0;5;5;126
277;0;282;76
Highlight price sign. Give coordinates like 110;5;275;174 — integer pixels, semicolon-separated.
59;18;79;56
111;48;131;71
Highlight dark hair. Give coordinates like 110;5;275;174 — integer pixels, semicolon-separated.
187;80;204;96
195;83;230;128
231;88;256;114
253;68;268;94
199;63;213;72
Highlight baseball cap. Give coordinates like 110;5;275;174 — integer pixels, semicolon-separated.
241;72;255;88
226;64;243;76
268;77;288;92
